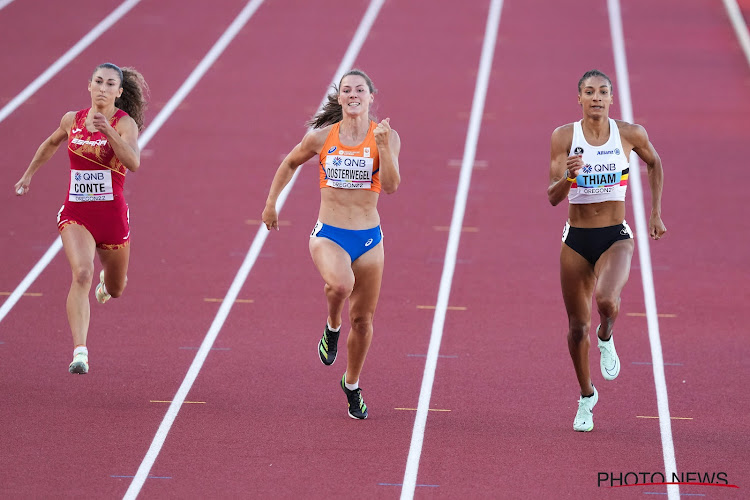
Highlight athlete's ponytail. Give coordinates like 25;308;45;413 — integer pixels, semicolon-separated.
117;67;149;131
307;69;377;129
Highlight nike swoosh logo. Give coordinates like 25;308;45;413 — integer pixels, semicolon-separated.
72;128;82;133
605;360;618;375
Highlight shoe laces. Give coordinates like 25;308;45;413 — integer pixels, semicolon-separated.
349;388;365;408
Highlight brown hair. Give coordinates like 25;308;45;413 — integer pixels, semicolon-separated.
307;69;377;129
93;63;150;131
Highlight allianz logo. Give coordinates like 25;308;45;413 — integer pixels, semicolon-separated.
597;148;620;155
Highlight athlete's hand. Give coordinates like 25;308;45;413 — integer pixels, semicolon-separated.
14;177;30;196
92;112;114;135
262;204;279;231
566;154;584;178
649;213;666;240
374;118;391;146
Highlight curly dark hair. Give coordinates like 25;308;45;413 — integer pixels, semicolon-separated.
307;69;377;129
93;63;150;131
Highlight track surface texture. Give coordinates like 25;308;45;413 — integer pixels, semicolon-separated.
1;0;748;498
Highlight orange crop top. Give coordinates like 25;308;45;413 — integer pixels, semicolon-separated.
318;121;380;193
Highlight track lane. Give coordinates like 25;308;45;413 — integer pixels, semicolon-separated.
0;2;259;498
129;0;491;497
620;0;749;496
414;0;671;497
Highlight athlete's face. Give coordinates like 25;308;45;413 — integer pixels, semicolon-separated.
88;68;123;107
338;75;373;117
578;76;613;117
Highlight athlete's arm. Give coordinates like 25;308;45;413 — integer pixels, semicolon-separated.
374;118;401;194
15;112;74;196
95;113;140;172
262;128;327;230
548;124;580;206
622;123;666;239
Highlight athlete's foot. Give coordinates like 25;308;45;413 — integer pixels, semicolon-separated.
95;270;111;304
341;374;368;419
318;323;340;365
573;385;598;431
597;325;620;380
68;352;89;374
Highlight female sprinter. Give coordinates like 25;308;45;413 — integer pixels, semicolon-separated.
262;69;401;419
15;63;148;374
548;69;666;431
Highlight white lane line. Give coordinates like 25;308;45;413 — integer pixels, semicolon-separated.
607;1;679;500
723;0;750;67
0;239;62;324
399;1;504;499
122;1;386;498
0;0;141;124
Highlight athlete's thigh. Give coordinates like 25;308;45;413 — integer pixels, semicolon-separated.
593;239;634;299
96;244;131;286
60;224;97;272
349;242;384;317
309;236;354;286
560;243;596;322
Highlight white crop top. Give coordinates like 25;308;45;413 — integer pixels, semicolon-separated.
568;118;630;204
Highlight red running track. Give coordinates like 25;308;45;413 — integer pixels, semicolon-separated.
0;0;748;498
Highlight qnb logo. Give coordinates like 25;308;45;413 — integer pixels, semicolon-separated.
583;165;593;174
78;172;106;181
332;157;342;167
364;238;373;247
336;158;368;168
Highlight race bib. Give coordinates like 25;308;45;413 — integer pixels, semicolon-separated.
324;155;373;189
574;166;623;195
69;169;113;202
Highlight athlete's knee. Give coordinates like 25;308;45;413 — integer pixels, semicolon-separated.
595;293;620;319
567;320;590;344
349;312;374;336
108;277;127;298
325;280;354;301
70;263;94;287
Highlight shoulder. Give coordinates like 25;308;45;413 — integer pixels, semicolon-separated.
115;113;138;131
306;125;334;142
389;127;401;144
614;119;649;143
300;125;333;154
551;122;575;145
60;111;77;131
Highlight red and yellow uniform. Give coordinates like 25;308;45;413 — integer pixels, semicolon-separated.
57;108;131;250
318;121;380;193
